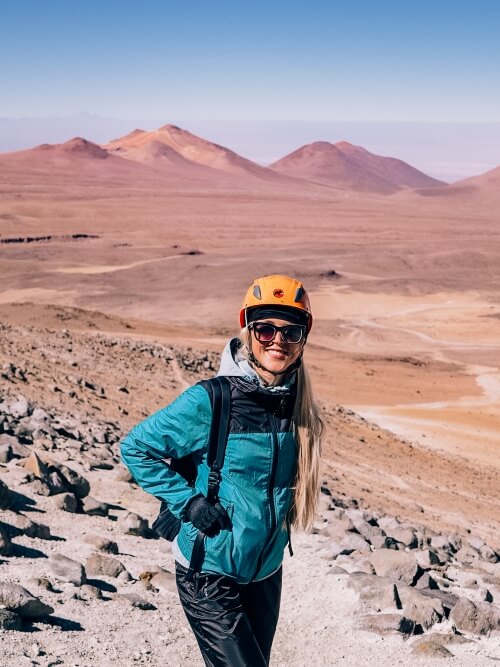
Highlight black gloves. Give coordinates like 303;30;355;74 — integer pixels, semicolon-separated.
182;495;230;537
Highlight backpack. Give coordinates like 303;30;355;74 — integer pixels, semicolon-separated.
151;376;231;542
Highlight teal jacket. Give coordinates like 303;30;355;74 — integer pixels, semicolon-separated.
120;338;298;583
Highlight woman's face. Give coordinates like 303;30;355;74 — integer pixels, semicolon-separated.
250;317;305;381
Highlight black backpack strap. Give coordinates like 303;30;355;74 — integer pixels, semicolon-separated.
186;376;231;582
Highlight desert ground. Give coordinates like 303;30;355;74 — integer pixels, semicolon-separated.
0;128;499;664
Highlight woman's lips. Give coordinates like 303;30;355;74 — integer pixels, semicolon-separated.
266;348;287;360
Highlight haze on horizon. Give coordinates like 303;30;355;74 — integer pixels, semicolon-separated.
1;0;499;181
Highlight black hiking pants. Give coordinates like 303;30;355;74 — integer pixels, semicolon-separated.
175;562;282;667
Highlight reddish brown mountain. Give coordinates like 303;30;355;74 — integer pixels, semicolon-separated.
270;141;445;194
105;124;280;180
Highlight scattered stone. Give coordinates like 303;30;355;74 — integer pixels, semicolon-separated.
149;571;177;594
53;492;78;513
410;641;453;658
388;528;418;549
369;550;421;585
82;496;109;516
415;549;442;570
419;588;459;615
83;534;119;554
117;512;149;537
2;513;51;540
0;582;54;618
450;597;500;636
340;532;371;554
75;584;103;601
346;573;398;612
370;535;398;550
480;545;499;563
117;593;157;610
359;612;416;636
49;553;86;586
412;632;472;647
86;553;126;578
25;578;55;592
0;608;23;630
327;566;348;575
415;572;439;590
0;443;13;463
455;546;480;564
395;584;445;629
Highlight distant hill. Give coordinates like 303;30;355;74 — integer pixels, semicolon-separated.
270;141;445;194
105;124;284;181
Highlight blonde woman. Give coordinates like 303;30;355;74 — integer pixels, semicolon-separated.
121;274;323;667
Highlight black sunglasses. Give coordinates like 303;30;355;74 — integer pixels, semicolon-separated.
250;322;306;344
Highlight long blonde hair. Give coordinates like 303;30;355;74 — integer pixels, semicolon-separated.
239;328;323;531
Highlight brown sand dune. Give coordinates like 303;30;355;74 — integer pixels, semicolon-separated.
414;164;500;204
270;140;445;193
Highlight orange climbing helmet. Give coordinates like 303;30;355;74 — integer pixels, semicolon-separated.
240;274;313;332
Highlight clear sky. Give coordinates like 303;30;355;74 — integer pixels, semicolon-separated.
1;1;499;180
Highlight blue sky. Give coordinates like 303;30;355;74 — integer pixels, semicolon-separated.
1;1;499;179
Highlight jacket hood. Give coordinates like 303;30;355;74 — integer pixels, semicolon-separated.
217;337;295;395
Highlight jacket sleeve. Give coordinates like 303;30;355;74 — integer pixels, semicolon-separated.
120;384;212;519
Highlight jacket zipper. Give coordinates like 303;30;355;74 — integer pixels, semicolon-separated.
252;412;279;581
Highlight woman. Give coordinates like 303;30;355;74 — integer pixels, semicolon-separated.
121;274;323;667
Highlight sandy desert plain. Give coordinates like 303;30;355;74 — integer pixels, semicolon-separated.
0;125;499;665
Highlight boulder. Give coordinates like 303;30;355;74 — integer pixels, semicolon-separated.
340;533;371;554
395;583;444;629
117;512;149;537
387;528;418;549
450;597;500;636
346;573;398;612
149;571;177;594
2;513;51;540
0;582;54;618
86;553;126;578
415;549;442;570
368;550;421;585
359;613;415;636
75;584;103;601
370;535;398;550
53;492;78;513
410;641;453;658
415;572;439;590
54;463;90;498
82;496;109;516
7;397;30;418
116;593;157;610
49;553;86;586
480;545;499;563
83;534;119;554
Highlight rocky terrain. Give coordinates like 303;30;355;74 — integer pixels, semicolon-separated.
0;320;499;665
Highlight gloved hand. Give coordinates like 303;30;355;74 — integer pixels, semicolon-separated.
182;495;229;537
